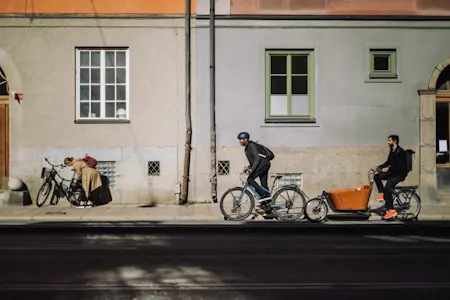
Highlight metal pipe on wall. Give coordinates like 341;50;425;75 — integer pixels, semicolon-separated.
209;0;218;203
180;0;192;205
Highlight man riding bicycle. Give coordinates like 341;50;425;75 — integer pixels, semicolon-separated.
373;134;408;220
237;132;272;205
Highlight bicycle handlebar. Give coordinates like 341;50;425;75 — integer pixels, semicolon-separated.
44;157;66;168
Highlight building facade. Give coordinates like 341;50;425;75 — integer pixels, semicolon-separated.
1;0;450;206
0;0;194;204
193;0;450;204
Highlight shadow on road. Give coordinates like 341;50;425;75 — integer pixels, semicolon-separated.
1;222;450;299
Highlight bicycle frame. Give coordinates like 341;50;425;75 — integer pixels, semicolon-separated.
40;158;80;202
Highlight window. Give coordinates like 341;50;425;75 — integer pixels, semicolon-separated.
76;48;129;121
0;67;8;96
277;173;303;189
218;160;230;175
96;161;117;187
265;50;315;123
369;49;397;79
148;161;161;176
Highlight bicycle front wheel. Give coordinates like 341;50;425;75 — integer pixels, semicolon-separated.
272;186;306;221
36;181;53;207
219;187;255;221
305;197;328;222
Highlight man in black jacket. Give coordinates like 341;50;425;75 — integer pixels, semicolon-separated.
237;132;272;204
373;134;408;220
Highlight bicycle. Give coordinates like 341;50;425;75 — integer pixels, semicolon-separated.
219;171;307;221
304;169;421;222
36;158;84;207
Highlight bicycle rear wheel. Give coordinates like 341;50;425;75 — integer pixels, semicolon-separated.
272;186;306;221
219;187;255;221
36;181;53;207
396;191;421;221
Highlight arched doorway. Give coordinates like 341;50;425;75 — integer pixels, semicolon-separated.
0;66;9;183
435;65;450;195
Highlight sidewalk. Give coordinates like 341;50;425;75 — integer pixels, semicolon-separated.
1;203;450;222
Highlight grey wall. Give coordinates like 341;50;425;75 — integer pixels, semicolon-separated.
195;20;450;149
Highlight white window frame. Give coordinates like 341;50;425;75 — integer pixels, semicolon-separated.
75;48;130;121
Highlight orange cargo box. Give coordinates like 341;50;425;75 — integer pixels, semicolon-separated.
329;184;372;210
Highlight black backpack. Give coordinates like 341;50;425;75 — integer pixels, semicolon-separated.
405;149;415;172
255;142;275;161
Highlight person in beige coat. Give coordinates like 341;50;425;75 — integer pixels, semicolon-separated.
64;157;102;207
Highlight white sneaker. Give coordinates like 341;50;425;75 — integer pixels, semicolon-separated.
258;197;271;203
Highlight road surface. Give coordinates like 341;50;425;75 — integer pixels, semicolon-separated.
0;221;449;299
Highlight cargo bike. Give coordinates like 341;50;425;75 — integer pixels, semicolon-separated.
304;169;421;222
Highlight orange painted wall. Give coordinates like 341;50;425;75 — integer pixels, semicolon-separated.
231;0;450;16
0;0;196;15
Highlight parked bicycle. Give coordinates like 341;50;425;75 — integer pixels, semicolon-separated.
304;169;421;222
220;171;307;221
36;158;83;207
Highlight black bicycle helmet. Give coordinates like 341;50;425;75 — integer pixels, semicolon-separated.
237;132;250;139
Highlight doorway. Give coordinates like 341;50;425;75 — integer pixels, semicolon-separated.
435;65;450;195
0;66;9;189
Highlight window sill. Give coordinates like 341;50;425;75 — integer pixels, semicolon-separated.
365;78;402;83
263;117;319;127
74;119;130;124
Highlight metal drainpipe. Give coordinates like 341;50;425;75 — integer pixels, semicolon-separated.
180;0;192;205
209;0;218;203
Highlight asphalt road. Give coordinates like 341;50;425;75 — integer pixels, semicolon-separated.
0;222;450;300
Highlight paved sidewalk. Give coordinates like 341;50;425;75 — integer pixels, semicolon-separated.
0;203;450;222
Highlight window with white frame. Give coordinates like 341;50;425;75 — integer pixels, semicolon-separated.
76;48;129;120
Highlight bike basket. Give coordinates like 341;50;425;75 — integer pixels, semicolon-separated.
329;184;372;210
40;167;51;179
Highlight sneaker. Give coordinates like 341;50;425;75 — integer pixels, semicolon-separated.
375;194;384;201
383;209;398;220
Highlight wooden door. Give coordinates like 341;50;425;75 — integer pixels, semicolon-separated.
0;100;9;178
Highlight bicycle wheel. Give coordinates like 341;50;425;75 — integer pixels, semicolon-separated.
396;191;421;221
219;187;255;221
36;181;53;207
271;186;306;221
305;197;328;222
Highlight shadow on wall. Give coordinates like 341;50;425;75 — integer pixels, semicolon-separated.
97;175;113;206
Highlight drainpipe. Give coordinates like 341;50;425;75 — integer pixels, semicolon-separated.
209;0;218;203
180;0;192;205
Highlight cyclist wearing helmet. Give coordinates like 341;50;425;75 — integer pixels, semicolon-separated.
237;132;272;204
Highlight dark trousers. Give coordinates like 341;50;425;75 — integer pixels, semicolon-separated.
374;172;403;210
247;163;271;198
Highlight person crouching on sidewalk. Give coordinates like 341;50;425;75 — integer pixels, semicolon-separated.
64;157;102;208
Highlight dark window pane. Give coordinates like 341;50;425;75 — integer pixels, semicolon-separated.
116;68;126;84
436;102;449;152
91;51;100;67
106;69;115;84
116;86;126;100
80;52;90;67
292;55;308;74
270;76;287;94
106;51;115;67
80;102;90;118
80;68;89;84
270;55;287;74
116;51;126;67
374;55;389;71
80;85;89;100
292;76;308;95
105;102;116;118
105;86;115;100
91;102;100;118
91;85;100;101
91;68;100;84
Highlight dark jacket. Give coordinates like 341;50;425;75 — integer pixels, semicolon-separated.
378;146;408;179
245;141;270;172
